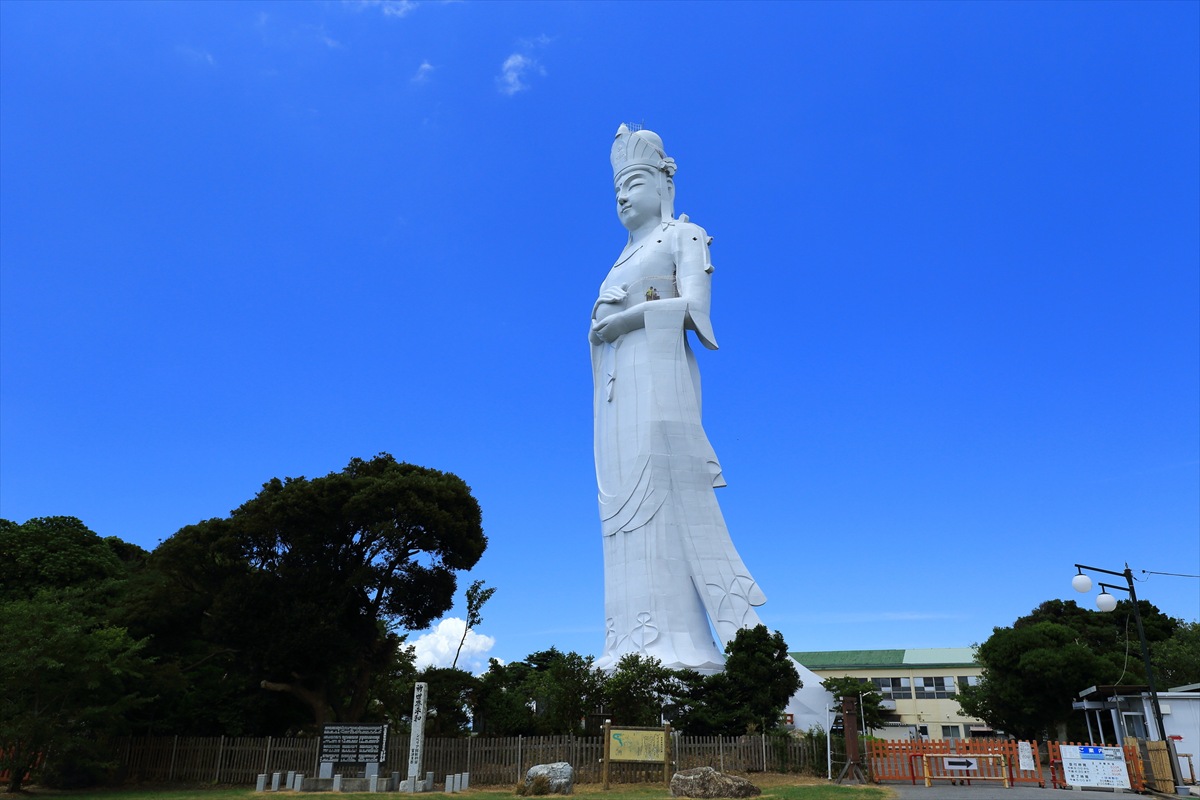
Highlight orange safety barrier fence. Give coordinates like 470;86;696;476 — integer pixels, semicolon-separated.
867;739;1045;785
0;751;44;786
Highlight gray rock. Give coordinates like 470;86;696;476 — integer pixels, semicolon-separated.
670;767;761;798
525;762;574;795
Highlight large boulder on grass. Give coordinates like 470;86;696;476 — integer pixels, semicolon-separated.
670;767;761;798
525;762;574;795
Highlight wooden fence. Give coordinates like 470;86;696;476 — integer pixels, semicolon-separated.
114;733;828;786
1140;738;1177;794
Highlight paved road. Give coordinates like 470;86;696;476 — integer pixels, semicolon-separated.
879;780;1124;799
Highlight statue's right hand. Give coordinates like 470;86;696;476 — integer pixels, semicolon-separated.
597;285;628;305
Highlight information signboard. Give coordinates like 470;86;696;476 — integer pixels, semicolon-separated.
609;729;666;763
1059;745;1130;789
318;724;388;765
1017;741;1036;772
601;724;671;789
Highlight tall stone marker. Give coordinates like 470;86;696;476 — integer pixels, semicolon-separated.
407;682;428;788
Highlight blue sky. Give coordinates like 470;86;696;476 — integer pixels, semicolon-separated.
2;0;1197;674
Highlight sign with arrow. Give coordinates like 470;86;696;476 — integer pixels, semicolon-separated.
945;757;978;771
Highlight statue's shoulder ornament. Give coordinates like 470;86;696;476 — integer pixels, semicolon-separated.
669;215;715;276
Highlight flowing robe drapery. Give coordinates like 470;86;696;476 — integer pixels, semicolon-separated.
592;220;766;672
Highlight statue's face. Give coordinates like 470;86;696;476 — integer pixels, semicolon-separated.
615;169;659;230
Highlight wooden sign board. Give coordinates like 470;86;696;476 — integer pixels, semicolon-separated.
609;728;666;762
602;724;671;789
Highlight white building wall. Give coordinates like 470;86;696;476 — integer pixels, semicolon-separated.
1144;692;1200;761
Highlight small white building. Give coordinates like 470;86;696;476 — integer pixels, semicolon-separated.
1074;682;1200;755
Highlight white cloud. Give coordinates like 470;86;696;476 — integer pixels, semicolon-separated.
496;35;550;96
497;53;543;96
411;618;496;673
315;28;341;49
176;45;215;66
352;0;418;18
412;60;434;83
382;0;417;17
518;34;553;48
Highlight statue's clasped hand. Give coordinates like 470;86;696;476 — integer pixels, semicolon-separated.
591;285;630;344
596;285;628;307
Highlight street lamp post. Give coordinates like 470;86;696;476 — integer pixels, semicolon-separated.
1072;562;1184;789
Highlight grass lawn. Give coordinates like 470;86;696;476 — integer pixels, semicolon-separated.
13;774;893;800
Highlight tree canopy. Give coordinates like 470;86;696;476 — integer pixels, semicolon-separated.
1153;620;1200;688
958;598;1180;740
672;626;802;735
472;649;605;736
125;453;486;729
0;517;151;792
603;654;678;727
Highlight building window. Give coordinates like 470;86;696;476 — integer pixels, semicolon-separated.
871;677;913;699
942;725;961;739
914;676;957;698
957;675;980;689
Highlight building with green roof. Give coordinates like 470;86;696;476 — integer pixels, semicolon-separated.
790;648;992;740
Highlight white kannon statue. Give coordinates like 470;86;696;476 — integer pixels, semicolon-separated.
590;125;768;673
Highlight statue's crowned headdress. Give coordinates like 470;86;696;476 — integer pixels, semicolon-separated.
611;124;676;224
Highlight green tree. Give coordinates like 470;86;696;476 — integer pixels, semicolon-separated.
1153;620;1200;688
0;516;133;601
452;580;496;669
722;626;802;732
359;638;419;729
472;649;605;736
958;598;1177;740
820;676;886;733
415;667;477;737
0;596;148;792
0;517;152;791
130;454;486;730
603;654;676;726
526;648;606;735
671;626;801;735
473;659;539;736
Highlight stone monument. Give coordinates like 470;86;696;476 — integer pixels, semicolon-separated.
590;125;829;727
